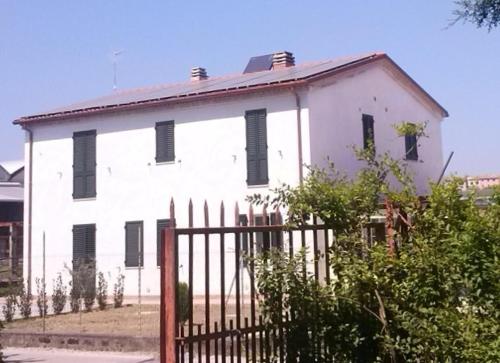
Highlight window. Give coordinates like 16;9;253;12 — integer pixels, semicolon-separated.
238;215;249;266
156;219;171;267
362;114;375;150
72;224;96;267
72;223;96;291
156;121;175;163
73;130;96;199
254;213;282;252
404;129;418;161
245;109;268;185
125;221;144;267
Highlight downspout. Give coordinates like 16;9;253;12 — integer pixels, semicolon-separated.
292;88;304;184
23;125;33;295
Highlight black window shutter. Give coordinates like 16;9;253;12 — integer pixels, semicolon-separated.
73;130;96;199
156;121;175;162
156;219;170;267
405;134;418;161
125;221;143;267
73;225;86;264
238;215;249;264
246;109;268;185
73;224;96;267
270;213;283;248
254;215;272;252
362;114;375;150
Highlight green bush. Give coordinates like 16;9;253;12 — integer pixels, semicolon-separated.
65;261;96;313
52;273;67;315
113;272;125;308
97;272;108;310
1;285;18;322
35;277;48;318
177;282;189;324
18;280;32;319
251;142;500;362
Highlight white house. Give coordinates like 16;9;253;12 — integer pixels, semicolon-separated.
14;51;448;296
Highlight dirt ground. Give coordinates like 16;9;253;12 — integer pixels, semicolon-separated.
3;302;259;337
3;347;158;363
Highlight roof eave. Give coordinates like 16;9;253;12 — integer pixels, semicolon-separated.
14;79;309;125
382;55;449;118
13;52;448;125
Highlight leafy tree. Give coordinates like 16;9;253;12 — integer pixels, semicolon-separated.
454;0;500;30
251;141;500;362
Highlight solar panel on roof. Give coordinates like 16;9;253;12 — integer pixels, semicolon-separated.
243;54;274;74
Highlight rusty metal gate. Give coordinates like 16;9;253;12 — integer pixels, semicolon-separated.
160;199;354;363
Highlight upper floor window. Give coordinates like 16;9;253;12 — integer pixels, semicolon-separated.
245;109;268;186
405;127;418;161
156;121;175;163
73;130;96;199
362;114;375;150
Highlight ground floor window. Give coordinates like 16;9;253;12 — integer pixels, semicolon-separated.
125;221;144;267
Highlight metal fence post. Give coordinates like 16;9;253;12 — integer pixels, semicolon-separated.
42;231;46;334
161;226;176;363
138;224;142;337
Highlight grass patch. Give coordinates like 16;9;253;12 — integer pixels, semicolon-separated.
3;302;258;337
4;304;161;337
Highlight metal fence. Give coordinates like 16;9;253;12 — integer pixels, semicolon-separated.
160;199;358;363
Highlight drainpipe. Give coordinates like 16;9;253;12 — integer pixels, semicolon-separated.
23;125;33;295
292;88;304;184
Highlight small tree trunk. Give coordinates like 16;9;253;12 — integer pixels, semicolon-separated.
385;198;396;257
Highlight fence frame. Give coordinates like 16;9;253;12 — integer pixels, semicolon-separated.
160;198;386;363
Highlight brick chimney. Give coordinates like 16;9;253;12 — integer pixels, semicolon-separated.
191;67;208;81
272;51;295;69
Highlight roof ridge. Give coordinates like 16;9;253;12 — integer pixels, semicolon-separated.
106;59;334;97
16;51;410;123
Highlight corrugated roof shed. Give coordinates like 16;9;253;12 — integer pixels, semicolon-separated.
0;183;23;202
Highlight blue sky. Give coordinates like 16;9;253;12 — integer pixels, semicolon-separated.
0;1;498;175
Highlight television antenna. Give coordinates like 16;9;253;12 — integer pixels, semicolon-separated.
111;49;124;91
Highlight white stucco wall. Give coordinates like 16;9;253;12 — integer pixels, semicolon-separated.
24;90;310;296
308;64;444;195
23;63;446;297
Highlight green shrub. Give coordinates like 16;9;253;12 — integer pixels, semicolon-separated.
18;280;32;319
80;264;96;312
113;272;125;308
1;285;18;322
177;282;189;324
35;277;48;318
97;272;108;310
52;273;67;315
65;261;96;313
68;278;80;313
251;142;500;362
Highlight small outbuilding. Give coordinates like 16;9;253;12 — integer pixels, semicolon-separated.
0;161;24;284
